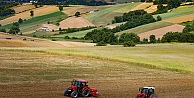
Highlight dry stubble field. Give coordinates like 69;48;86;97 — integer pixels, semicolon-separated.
0;46;194;98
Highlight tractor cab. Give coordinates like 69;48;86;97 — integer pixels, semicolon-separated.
71;79;88;88
136;86;157;98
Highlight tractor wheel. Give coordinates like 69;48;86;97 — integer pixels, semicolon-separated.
82;88;90;97
64;88;68;96
150;94;158;98
71;90;78;98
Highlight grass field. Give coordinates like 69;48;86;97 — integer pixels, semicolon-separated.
116;21;173;35
1;11;68;33
42;43;194;73
84;3;140;26
154;5;194;21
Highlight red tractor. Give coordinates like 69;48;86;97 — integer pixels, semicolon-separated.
135;86;158;98
64;79;99;98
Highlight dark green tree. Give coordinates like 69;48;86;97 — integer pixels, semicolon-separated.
9;22;20;35
75;11;81;17
157;15;162;21
119;33;140;44
18;18;23;23
30;11;34;17
59;5;63;11
149;35;156;43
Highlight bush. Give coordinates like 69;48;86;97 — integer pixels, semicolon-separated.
123;41;136;47
96;41;107;46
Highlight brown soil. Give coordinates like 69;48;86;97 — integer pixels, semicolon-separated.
0;78;194;98
59;16;95;29
0;5;58;25
138;24;185;40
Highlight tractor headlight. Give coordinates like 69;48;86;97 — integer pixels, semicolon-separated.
96;92;99;94
68;89;72;91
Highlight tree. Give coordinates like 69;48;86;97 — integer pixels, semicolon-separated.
119;33;140;44
9;22;20;35
123;40;136;47
30;11;34;17
59;5;63;11
157;15;162;21
0;28;6;33
18;18;23;23
75;11;81;17
149;35;156;43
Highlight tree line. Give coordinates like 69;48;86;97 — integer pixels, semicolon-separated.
0;2;19;20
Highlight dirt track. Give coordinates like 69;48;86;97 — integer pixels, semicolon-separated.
0;78;194;98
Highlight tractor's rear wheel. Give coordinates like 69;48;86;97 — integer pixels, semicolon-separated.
82;88;90;97
71;90;78;98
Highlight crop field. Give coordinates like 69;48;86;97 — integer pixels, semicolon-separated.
154;5;194;22
116;21;173;35
1;11;68;33
84;3;140;26
0;43;194;98
0;5;59;25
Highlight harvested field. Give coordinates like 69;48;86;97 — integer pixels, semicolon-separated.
163;13;194;23
63;5;97;16
145;5;157;13
0;48;194;98
138;24;185;40
0;32;95;47
59;16;95;29
130;3;153;11
0;5;58;25
13;4;35;14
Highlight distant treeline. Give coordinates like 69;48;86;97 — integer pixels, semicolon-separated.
0;2;18;19
35;0;107;5
59;26;96;34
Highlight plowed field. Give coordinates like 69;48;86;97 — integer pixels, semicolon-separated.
138;24;185;40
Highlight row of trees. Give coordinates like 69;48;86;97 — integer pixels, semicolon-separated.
0;2;18;19
111;10;159;33
59;26;96;34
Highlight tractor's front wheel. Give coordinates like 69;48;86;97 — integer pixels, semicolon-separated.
82;88;90;97
71;90;78;98
150;94;158;98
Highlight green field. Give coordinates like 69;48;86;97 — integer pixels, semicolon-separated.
153;5;194;20
1;11;68;33
1;43;193;83
84;2;140;26
116;21;174;35
42;43;194;73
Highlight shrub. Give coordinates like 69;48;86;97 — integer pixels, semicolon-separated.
123;41;136;47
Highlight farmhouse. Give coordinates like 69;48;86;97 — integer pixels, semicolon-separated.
41;27;49;31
